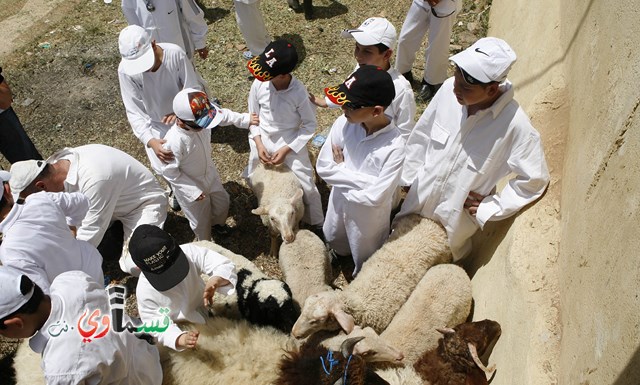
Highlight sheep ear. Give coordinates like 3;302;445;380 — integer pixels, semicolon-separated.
332;309;355;334
290;188;303;204
467;342;497;380
436;327;456;335
252;206;269;215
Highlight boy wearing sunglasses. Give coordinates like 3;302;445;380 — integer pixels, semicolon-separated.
316;65;405;279
161;88;257;241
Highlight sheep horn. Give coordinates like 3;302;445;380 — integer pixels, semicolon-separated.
467;342;496;381
332;378;344;385
436;327;456;335
340;336;365;357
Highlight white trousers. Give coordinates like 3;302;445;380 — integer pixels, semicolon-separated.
234;0;270;55
395;0;461;85
176;175;230;242
323;187;391;276
246;139;324;226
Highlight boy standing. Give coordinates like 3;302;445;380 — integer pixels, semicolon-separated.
0;267;162;384
311;17;416;141
245;40;324;229
316;65;405;277
397;37;550;261
163;88;258;241
129;225;237;351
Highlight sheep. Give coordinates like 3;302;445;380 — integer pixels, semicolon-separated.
249;163;305;257
378;264;473;365
193;240;298;332
292;214;453;337
278;229;333;307
13;340;44;385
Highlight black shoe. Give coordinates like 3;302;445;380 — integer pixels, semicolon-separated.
212;224;232;236
401;71;414;84
416;81;442;102
310;225;326;243
287;0;301;10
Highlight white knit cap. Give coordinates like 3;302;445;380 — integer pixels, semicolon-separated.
118;25;155;76
0;266;34;319
449;37;517;83
341;17;397;50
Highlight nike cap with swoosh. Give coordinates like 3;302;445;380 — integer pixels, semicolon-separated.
449;37;517;84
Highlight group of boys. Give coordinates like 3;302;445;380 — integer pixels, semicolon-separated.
0;4;550;384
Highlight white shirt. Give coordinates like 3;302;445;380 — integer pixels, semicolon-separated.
317;115;406;207
121;0;208;58
29;271;162;385
247;76;317;154
136;243;237;350
398;78;550;260
325;66;416;141
49;144;167;246
162;109;250;201
118;43;203;146
0;192;103;293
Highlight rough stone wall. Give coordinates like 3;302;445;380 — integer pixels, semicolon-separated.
465;0;640;384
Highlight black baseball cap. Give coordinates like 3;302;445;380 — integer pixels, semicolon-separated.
247;40;298;82
324;65;395;109
129;225;189;291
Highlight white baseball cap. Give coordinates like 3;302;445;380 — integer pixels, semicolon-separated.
118;25;155;76
449;37;517;84
173;88;224;129
9;159;46;199
341;17;397;49
0;266;35;319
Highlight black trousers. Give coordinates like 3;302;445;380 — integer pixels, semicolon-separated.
0;107;42;163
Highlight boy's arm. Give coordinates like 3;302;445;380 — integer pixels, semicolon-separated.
180;0;209;55
46;191;90;227
137;295;188;351
118;72;156;148
74;178;122;247
218;108;252;129
286;90;317;153
315;119;372;190
393;86;417;142
160;137;203;202
345;145;405;206
182;244;237;295
475;130;550;227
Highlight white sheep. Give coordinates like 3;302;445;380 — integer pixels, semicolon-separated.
13;340;44;385
292;214;453;337
278;229;332;307
248;163;304;257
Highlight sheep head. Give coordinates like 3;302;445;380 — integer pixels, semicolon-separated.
292;291;355;338
347;326;404;363
275;334;391;385
252;188;304;243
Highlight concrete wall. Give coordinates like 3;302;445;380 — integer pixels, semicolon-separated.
465;0;640;384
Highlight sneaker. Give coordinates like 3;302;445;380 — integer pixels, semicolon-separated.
168;191;181;211
401;71;414;84
416;81;442;102
242;51;254;60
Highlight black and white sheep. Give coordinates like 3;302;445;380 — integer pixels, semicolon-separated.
249;163;305;257
193;240;298;333
292;214;453;337
278;229;333;307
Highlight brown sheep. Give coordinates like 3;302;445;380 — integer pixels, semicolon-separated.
413;319;502;385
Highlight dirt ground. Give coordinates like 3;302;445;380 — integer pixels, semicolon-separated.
0;0;490;382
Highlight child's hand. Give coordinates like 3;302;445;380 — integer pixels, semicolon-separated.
270;146;291;165
249;113;260;126
147;138;174;163
258;147;272;164
162;113;177;125
332;144;344;164
176;330;199;350
203;276;232;306
309;92;328;108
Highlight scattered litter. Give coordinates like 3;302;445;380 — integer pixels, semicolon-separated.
324;67;337;75
38;42;51;49
21;98;35;107
83;63;95;74
72;25;84;32
311;134;327;148
104;0;113;3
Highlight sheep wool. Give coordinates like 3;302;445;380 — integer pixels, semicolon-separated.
278;229;332;307
13;340;45;385
249;163;305;257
